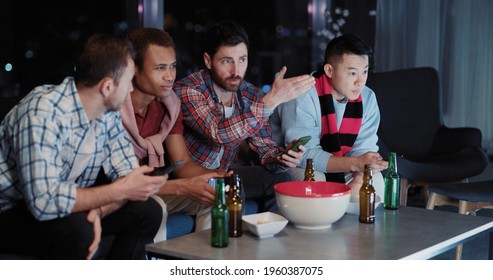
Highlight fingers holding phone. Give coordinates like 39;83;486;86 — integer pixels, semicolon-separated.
280;145;305;167
284;136;311;155
281;136;311;167
120;165;168;201
149;160;185;176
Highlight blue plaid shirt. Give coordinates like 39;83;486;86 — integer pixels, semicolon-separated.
0;77;138;221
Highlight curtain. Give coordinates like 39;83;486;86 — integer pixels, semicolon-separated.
374;0;493;154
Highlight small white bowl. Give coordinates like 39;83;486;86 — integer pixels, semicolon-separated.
242;212;288;238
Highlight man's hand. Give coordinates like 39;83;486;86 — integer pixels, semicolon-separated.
352;152;388;173
86;208;102;260
279;143;306;168
179;171;229;205
117;165;168;201
261;66;315;110
213;169;233;178
347;172;364;202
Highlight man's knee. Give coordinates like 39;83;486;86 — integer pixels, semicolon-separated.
145;199;164;230
126;199;163;234
45;212;94;259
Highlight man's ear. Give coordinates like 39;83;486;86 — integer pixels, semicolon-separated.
203;53;212;69
99;77;114;98
323;64;333;79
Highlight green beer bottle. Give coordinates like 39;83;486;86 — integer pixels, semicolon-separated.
211;178;229;247
384;152;400;210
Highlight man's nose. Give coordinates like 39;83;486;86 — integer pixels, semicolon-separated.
230;63;239;76
163;69;173;81
355;75;364;86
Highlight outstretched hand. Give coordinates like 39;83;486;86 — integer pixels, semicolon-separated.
261;66;315;110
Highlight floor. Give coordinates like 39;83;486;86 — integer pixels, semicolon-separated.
405;157;493;260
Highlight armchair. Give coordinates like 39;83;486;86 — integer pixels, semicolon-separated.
366;67;489;205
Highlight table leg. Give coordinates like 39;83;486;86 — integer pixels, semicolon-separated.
489;231;493;260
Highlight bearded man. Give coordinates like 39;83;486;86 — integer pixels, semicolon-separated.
173;20;314;211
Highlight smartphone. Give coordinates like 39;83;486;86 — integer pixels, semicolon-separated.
149;160;185;176
286;135;312;153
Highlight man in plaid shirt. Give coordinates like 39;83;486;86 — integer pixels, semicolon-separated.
0;35;165;259
174;20;315;211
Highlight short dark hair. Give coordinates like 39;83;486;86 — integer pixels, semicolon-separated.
204;20;249;58
127;27;175;69
74;34;135;87
324;34;373;66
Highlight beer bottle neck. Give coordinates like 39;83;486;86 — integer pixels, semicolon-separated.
363;164;373;186
215;179;226;205
230;175;242;197
388;152;398;175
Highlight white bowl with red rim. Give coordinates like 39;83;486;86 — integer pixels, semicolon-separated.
274;181;351;230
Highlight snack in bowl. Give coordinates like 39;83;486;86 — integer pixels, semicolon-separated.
274;181;351;230
242;212;288;238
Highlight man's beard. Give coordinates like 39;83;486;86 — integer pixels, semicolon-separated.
210;69;243;92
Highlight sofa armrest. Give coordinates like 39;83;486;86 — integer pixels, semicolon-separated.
431;126;483;156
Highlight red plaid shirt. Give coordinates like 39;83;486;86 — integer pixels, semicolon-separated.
173;69;287;173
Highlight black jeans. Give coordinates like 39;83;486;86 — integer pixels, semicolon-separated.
0;199;162;260
231;166;291;212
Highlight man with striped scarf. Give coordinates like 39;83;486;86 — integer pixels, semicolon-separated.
271;34;388;199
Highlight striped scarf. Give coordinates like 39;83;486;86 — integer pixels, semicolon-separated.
315;72;363;182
